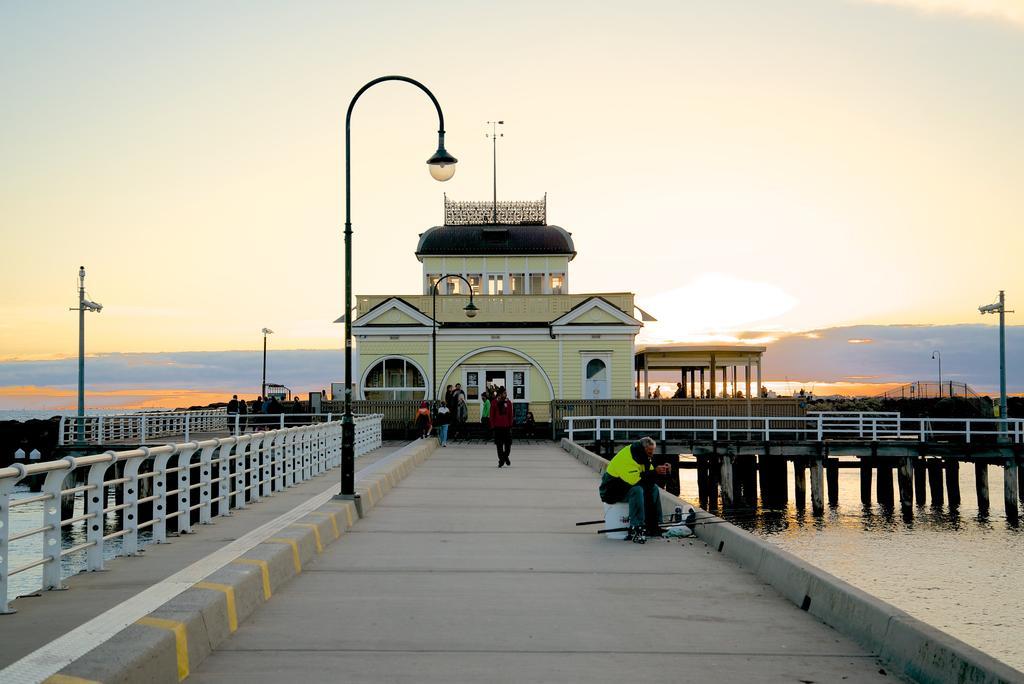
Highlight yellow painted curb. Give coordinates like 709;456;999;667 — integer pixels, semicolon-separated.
308;510;341;539
195;581;239;632
265;537;302;573
292;523;323;553
136;616;189;681
231;558;272;600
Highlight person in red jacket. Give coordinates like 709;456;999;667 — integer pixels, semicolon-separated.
490;386;514;467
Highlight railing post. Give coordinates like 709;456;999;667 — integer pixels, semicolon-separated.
58;417;67;446
712;418;718;442
151;446;176;543
660;418;666;442
184;414;190;443
175;444;199;534
816;416;823;441
97;416;105;443
140;414;148;444
966;420;971;444
0;463;28;612
86;455;115;571
122;449;146;556
198;444;216;524
568;418;574;442
871;417;877;440
765;417;770;441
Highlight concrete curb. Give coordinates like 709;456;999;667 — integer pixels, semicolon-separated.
561;438;1024;684
45;438;438;684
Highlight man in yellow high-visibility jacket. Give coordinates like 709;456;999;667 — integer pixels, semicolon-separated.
599;436;669;543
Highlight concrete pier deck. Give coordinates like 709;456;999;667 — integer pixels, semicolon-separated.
190;443;887;683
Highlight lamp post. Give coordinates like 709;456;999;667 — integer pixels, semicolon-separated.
340;76;457;499
979;291;1012;435
261;328;274;398
431;274;478;408
931;350;941;398
70;266;102;446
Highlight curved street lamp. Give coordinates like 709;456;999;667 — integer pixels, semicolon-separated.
340;76;458;499
261;328;274;399
431;274;478;408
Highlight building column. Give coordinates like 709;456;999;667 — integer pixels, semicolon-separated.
680;368;686;398
699;368;705;398
756;359;763;397
709;354;716;400
745;357;752;400
643;354;649;399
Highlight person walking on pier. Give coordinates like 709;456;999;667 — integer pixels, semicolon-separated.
598;437;670;543
435;403;451;447
491;386;514;467
238;398;249;432
415;401;432;439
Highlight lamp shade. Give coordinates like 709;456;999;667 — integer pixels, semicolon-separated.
427;147;458;182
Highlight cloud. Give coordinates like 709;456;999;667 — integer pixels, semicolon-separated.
862;0;1024;28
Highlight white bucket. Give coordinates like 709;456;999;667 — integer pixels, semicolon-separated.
603;502;630;540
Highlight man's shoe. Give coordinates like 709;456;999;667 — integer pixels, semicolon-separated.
626;526;646;544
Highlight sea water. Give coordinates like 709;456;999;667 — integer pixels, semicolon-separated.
679;457;1023;671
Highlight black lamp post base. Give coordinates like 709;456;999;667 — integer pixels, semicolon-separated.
333;491;364;519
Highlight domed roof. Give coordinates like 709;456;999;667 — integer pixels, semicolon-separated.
416;224;576;260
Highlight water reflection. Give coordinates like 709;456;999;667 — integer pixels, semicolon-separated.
679;457;1023;671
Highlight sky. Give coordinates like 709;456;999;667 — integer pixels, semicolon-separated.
2;1;1022;404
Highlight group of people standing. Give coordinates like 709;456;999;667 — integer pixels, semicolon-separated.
225;394;303;434
412;383;515;467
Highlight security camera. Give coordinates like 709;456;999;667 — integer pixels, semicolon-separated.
979;303;1001;314
83;299;103;312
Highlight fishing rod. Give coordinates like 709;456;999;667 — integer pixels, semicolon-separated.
596;518;733;535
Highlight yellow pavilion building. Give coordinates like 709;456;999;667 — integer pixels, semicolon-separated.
351;197;643;422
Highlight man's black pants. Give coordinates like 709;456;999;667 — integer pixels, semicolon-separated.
493;427;512;466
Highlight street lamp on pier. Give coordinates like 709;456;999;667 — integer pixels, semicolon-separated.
70;266;102;446
431;275;478;407
979;291;1012;435
340;76;457;500
931;350;941;398
261;328;274;399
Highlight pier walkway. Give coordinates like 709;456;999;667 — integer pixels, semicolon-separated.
189;443;884;683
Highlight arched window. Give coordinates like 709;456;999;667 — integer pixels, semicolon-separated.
362;357;427;401
586;358;607;381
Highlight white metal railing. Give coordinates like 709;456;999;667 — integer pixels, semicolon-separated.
0;414;383;613
806;411;902;439
58;411;378;446
564;415;1024;445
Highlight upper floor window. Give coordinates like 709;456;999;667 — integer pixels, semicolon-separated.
426;274;440;293
509;273;524;295
467;274;483;295
550;273;565;294
529;273;544;294
487;274;504;295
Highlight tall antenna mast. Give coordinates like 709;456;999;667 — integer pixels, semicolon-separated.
486;120;504;222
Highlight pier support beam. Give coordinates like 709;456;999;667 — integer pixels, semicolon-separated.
927;459;944;508
975;462;990;515
944;459;961;509
859;457;872;506
1005;459;1019;525
708;454;720;510
826;458;839;507
914;457;927;506
809;456;825;516
897;457;914;512
696;455;710;509
794;458;806;511
876;461;894;508
719;452;735;508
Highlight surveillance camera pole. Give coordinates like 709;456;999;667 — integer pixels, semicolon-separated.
77;267;86;445
997;291;1008;433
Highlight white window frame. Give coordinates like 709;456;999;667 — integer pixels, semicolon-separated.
580;352;612;400
360;356;429;400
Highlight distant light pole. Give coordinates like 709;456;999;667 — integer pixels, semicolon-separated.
70;266;102;446
979;291;1012;434
931;350;942;398
261;328;274;398
340;76;457;499
431;275;478;406
486;120;503;222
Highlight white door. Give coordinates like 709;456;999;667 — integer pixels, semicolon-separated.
585;358;609;399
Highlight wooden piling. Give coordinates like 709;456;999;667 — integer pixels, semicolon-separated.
809;457;825;516
708;454;721;510
944;459;961;509
775;457;789;507
742;454;758;507
757;453;771;507
914;457;927;506
897;457;914;512
975;461;990;514
719;453;735;507
826;458;839;507
876;461;894;508
927;459;944;507
696;455;709;508
859;457;872;505
794;458;807;510
1005;460;1019;524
